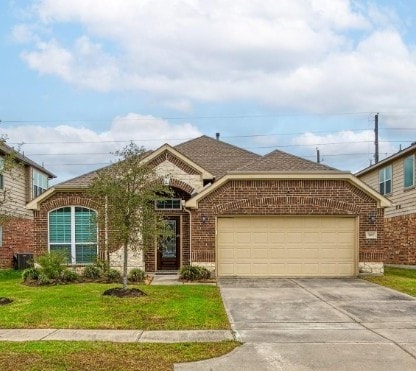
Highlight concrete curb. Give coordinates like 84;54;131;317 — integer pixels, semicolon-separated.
0;329;235;343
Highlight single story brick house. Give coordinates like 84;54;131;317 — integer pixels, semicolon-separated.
356;142;416;265
27;135;390;276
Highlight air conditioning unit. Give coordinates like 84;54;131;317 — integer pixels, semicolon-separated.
14;253;34;270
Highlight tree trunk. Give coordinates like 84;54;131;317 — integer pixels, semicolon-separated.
123;241;128;289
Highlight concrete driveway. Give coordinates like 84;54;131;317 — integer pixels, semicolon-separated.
175;278;416;370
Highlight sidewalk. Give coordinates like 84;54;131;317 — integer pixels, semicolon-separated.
0;329;234;343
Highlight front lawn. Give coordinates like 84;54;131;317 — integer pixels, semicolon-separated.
0;341;239;371
0;270;229;330
363;266;416;297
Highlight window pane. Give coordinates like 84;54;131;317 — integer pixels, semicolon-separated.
76;244;97;264
50;244;71;262
49;207;71;243
155;199;182;210
404;156;414;188
75;207;97;243
379;166;392;195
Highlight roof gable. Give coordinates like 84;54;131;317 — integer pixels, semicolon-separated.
175;135;260;178
142;144;214;179
237;149;339;172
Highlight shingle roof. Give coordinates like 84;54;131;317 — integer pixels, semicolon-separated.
236;149;339;172
174;135;260;178
0;142;55;178
56;136;339;188
55;168;100;189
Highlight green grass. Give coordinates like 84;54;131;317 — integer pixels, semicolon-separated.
363;266;416;297
0;341;239;370
0;270;229;330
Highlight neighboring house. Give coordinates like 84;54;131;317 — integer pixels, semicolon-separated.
27;135;390;276
0;142;55;268
356;142;416;265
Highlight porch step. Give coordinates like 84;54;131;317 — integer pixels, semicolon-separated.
154;271;179;276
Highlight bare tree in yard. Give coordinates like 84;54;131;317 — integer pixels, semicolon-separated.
88;142;173;289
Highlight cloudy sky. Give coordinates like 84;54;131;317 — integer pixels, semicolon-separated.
1;0;416;183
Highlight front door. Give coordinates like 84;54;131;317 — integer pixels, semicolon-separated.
157;216;180;270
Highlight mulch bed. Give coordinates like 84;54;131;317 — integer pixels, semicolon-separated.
0;297;13;305
102;287;147;297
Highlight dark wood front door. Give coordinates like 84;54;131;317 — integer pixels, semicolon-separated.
157;216;180;270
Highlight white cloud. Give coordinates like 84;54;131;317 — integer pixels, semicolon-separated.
3;114;202;182
13;0;416;114
292;130;399;171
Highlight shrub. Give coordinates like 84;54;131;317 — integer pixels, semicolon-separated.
83;265;102;279
37;272;50;285
105;269;121;282
61;269;79;282
22;267;40;281
35;252;67;279
179;265;211;281
128;268;145;282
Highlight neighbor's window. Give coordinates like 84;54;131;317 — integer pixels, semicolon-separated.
33;169;48;198
49;207;97;264
0;225;3;247
404;155;415;188
379;165;392;195
155;199;182;210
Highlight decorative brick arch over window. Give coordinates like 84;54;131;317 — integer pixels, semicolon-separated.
167;178;195;196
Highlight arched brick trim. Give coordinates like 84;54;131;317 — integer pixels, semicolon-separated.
148;150;201;175
213;196;361;215
42;193;98;213
169;178;194;195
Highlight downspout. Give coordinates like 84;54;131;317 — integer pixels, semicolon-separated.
183;202;192;266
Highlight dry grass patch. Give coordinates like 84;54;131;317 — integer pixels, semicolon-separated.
0;341;239;371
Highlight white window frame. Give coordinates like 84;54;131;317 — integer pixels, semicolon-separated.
33;169;48;198
155;198;182;210
48;206;98;264
404;155;415;188
379;165;392;195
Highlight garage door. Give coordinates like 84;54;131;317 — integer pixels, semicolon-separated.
217;216;356;277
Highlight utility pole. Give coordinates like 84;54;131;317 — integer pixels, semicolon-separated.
316;147;320;164
374;113;379;164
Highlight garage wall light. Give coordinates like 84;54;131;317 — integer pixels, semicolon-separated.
368;213;376;224
201;214;207;224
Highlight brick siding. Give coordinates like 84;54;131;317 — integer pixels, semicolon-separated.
190;179;385;264
384;213;416;264
0;217;34;268
32;179;385;272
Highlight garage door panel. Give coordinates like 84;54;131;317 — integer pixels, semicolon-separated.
218;232;234;244
236;232;251;243
217;217;356;277
235;248;251;259
218;248;234;259
268;248;286;259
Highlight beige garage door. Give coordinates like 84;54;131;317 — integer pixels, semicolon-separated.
217;216;357;277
